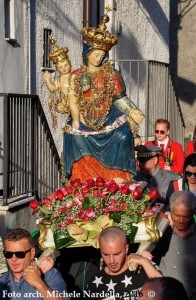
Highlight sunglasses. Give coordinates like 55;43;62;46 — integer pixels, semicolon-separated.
185;171;196;177
3;248;32;259
155;130;165;135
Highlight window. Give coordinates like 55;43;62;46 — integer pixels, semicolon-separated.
4;0;16;42
42;28;55;71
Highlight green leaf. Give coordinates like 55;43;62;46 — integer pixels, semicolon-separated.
122;213;142;224
39;206;53;215
127;225;138;244
82;197;91;210
53;231;75;249
111;212;122;223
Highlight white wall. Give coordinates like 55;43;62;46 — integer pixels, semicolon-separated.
115;0;169;62
0;0;26;93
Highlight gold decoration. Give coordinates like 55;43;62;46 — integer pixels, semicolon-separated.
48;92;57;128
46;36;73;126
48;36;70;66
74;61;115;131
82;7;118;52
143;215;161;243
38;223;55;250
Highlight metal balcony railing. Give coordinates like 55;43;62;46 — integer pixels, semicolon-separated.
0;94;62;205
112;59;185;146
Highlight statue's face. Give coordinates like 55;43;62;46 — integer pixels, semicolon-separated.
56;60;71;74
87;49;106;67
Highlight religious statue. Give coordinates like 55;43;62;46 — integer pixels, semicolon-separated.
43;36;80;129
42;7;143;182
63;7;143;182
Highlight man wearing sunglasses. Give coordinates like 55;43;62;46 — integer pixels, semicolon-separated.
0;228;68;300
145;118;184;175
134;145;180;206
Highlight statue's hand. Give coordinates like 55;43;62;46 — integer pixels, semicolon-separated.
130;108;144;124
82;85;91;93
43;71;51;82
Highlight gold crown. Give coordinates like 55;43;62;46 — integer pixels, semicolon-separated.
82;6;118;52
48;36;70;65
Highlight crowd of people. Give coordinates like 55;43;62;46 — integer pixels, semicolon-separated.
0;7;196;300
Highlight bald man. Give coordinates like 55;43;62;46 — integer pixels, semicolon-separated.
85;226;161;299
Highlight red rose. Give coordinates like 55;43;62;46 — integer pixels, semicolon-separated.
107;182;119;193
86;178;95;188
85;208;96;219
133;187;143;200
81;187;89;195
29;200;40;209
148;188;160;200
120;185;130;195
120;202;127;210
95;177;105;187
54;189;64;200
42;197;53;206
70;178;81;188
64;186;73;195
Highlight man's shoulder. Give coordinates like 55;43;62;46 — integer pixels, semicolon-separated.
169;139;183;149
157;168;181;181
0;270;11;283
43;267;63;280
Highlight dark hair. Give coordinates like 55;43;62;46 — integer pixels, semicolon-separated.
4;228;34;247
144;277;188;300
183;153;196;189
155;119;170;130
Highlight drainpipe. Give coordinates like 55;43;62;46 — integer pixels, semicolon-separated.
27;0;31;93
83;0;91;27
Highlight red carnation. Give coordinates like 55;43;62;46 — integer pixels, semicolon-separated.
54;189;64;200
133;187;143;200
148;188;160;200
29;200;40;209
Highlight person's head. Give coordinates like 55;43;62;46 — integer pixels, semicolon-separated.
183;153;196;187
134;134;142;147
82;12;117;66
135;145;160;175
154;119;170;142
3;228;35;279
86;48;107;68
139;276;188;300
98;226;129;275
48;35;71;73
170;191;196;235
55;58;71;74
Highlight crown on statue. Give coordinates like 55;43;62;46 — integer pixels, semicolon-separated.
82;6;118;52
48;36;70;65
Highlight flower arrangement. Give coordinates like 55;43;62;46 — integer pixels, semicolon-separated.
30;177;160;249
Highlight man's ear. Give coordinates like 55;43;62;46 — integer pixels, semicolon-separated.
154;156;159;165
30;247;36;260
